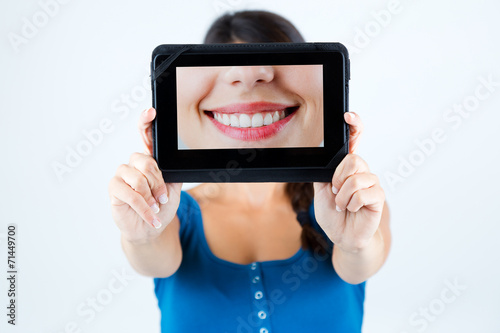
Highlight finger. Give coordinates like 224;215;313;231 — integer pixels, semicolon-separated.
129;153;169;205
335;173;379;211
109;176;161;229
331;154;370;195
344;112;363;154
138;107;156;156
116;164;159;213
345;185;385;213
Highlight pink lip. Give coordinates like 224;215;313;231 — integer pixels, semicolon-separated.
206;105;298;141
207;102;296;114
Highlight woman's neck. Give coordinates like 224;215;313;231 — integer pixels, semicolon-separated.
207;182;288;209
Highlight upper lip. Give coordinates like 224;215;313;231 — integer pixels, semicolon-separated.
206;102;298;114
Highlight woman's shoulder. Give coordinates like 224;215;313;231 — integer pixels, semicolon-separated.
307;199;335;253
175;189;203;239
179;188;199;206
180;184;219;213
177;190;198;212
179;186;208;214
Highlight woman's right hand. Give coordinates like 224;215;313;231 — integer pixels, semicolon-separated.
108;107;183;244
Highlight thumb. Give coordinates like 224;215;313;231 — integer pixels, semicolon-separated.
139;107;156;155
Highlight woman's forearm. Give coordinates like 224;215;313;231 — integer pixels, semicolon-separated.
121;217;182;278
332;202;391;285
332;228;387;284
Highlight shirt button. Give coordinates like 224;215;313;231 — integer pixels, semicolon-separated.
260;328;268;333
254;291;263;300
258;311;266;319
251;262;257;270
252;276;260;283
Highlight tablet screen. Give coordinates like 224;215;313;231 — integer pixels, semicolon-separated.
175;65;324;150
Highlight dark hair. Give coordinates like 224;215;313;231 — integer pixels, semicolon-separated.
204;10;330;256
204;10;305;43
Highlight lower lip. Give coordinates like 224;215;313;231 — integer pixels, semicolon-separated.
207;111;297;141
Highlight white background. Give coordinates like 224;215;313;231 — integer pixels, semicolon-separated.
1;0;499;332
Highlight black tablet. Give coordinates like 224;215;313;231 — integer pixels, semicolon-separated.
151;42;349;183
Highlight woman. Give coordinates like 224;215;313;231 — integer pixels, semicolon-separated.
108;10;391;333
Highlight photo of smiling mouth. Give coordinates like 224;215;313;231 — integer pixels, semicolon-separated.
204;102;299;141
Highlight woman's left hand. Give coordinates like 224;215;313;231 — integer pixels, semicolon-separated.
313;112;386;254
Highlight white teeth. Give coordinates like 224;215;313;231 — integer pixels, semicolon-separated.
230;114;239;127
263;113;273;125
213;110;291;128
272;111;280;123
251;113;263;127
239;114;251;128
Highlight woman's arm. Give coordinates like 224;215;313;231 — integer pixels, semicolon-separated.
108;107;184;278
332;201;391;284
313;111;392;284
108;153;184;277
121;215;183;278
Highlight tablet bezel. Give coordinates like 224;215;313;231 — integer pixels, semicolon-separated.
151;44;348;182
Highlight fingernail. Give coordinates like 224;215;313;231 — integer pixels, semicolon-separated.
159;194;168;204
332;185;339;195
347;112;355;119
336;205;342;212
143;108;151;116
152;218;162;229
151;203;160;214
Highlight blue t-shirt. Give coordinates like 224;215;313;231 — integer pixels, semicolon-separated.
154;191;365;332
